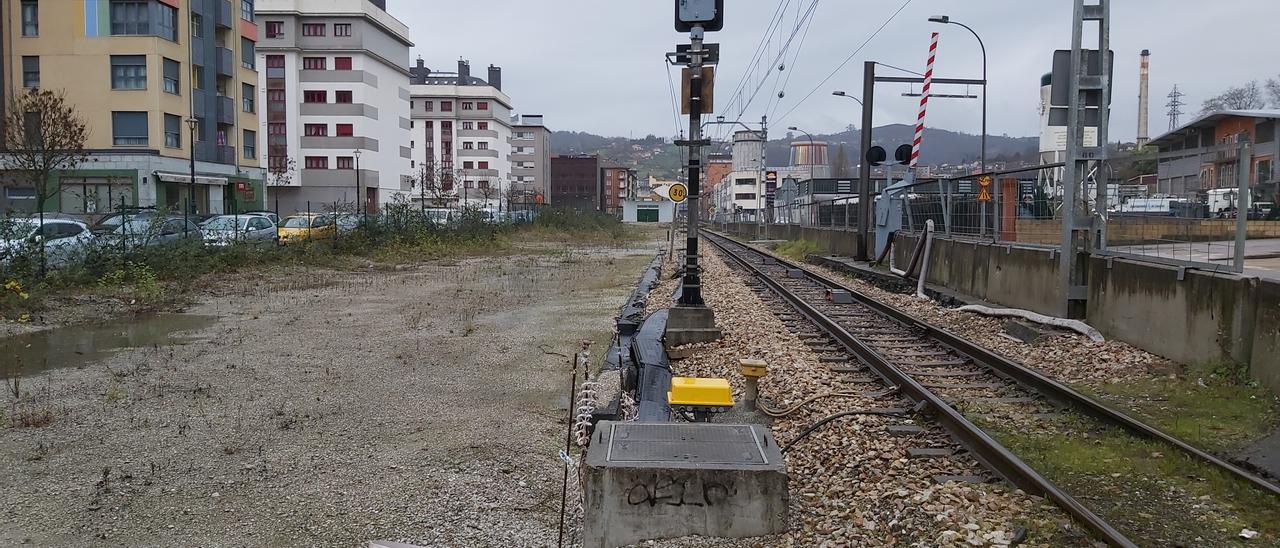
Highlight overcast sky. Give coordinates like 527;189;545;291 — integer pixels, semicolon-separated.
387;0;1279;142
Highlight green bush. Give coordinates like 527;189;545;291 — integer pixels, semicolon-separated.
774;239;823;261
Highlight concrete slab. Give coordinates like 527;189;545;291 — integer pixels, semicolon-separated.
664;305;723;348
1236;428;1280;481
582;421;788;548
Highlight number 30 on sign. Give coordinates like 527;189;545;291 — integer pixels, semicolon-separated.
669;183;688;203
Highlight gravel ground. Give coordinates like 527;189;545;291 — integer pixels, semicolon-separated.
1;241;660;548
648;247;1076;547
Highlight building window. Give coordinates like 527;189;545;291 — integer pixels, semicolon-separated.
243;129;256;159
110;55;147;90
334;57;352;70
461;101;474;111
112;111;148;146
21;0;38;36
477;101;489;110
163;58;180;94
157;2;176;40
303;90;327;103
193;117;205;141
441;101;452;112
335;90;352;104
265;21;283;38
336;124;353;137
478;122;488;130
478;161;489;170
463;161;474;169
164;113;181;148
240;0;254;21
109;1;148;35
242;83;255;112
462;142;474;150
461;122;474;130
423;101;433;112
21;56;39;88
304;124;328;137
303;57;326;70
477;142;488;150
304;156;328;169
191;13;203;38
334;23;351;36
302;23;325;36
241;38;255;69
337;156;353;169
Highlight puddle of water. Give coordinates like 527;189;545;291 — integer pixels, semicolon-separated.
0;314;218;377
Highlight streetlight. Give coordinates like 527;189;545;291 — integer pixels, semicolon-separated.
352;148;363;226
786;127;817;184
929;15;987;175
831;90;864;107
185;117;198;237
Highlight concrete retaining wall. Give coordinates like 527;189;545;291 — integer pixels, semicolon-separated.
1011;218;1280;246
723;223;859;257
890;234;1064;315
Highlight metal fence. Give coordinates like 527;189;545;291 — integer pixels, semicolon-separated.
716;163;1280;275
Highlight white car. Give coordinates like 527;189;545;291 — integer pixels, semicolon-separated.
200;214;278;246
0;217;95;266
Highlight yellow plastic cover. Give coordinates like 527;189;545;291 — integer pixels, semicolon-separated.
668;377;735;407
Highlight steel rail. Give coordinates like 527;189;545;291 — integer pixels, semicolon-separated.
710;230;1280;499
704;232;1137;547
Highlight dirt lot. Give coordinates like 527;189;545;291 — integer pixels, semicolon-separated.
1;240;660;547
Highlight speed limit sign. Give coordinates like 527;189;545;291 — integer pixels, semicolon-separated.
668;183;688;203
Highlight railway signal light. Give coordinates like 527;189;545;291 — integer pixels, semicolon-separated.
675;0;724;32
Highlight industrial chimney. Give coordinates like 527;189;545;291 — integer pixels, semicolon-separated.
1137;49;1150;147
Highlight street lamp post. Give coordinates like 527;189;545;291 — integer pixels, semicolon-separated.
353;148;363;226
787;127;817;226
929;15;987;175
185;117;198;237
831;90;864;107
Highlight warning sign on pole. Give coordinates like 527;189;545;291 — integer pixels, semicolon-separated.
977;175;993;202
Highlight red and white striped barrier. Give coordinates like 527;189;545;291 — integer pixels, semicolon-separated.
910;32;939;169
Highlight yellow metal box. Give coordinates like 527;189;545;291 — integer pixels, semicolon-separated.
739;358;768;378
668;377;735;407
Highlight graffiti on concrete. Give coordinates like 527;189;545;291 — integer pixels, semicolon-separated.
624;474;737;508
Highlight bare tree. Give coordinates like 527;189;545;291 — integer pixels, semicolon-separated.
266;157;296;214
476;177;500;210
1;89;89;273
1267;75;1280;108
1202;80;1266;113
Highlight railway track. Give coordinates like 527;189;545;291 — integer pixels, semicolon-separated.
703;230;1280;547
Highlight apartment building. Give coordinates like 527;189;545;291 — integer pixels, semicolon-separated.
1149;109;1278;202
408;59;512;211
0;0;264;215
550;155;600;211
600;166;636;215
255;0;413;214
511;114;551;206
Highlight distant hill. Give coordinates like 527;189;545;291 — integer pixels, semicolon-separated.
550;125;1038;179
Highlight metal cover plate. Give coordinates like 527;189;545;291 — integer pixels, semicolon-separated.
605;423;768;465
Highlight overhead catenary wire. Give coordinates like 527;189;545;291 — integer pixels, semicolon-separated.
719;0;796;139
773;0;915;126
768;0;820;121
726;0;823;129
664;57;684;139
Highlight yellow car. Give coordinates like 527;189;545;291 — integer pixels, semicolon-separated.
277;214;336;244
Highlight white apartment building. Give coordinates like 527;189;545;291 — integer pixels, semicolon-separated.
409;59;513;211
511;115;552;206
256;0;414;214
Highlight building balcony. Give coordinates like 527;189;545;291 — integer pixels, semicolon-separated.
461;168;500;178
215;0;233;28
300;169;381;188
216;48;235;77
215;145;236;165
458;149;498;158
215;96;235;125
457;129;498;138
300;135;381;152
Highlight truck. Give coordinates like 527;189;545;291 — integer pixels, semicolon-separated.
1206;188;1244;217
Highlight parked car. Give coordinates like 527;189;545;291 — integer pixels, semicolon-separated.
106;216;203;249
90;209;159;235
243;210;280;225
0;218;94;266
333;213;364;234
201;214;278;247
277;214;336;245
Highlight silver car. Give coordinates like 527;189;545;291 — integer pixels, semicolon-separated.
0;218;95;267
200;215;278;247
